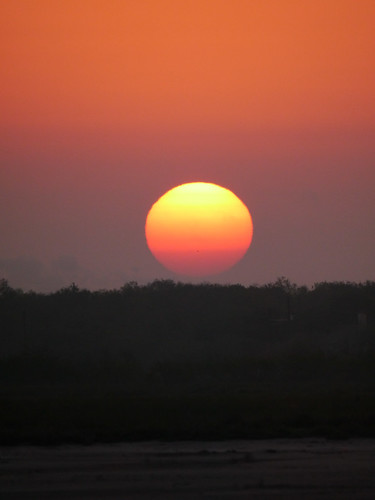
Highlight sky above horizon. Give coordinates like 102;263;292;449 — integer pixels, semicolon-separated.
1;0;374;291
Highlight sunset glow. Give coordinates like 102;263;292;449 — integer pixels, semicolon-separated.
1;1;374;290
145;183;253;276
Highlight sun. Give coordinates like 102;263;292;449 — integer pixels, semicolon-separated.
145;182;253;276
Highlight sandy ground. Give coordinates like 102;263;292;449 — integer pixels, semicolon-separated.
1;439;375;499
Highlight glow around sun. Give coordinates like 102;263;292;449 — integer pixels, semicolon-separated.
145;182;253;276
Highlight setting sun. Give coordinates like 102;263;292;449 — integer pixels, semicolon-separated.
145;182;253;276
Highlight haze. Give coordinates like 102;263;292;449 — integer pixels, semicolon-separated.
1;0;374;291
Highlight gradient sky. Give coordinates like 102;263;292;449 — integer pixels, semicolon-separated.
1;0;374;291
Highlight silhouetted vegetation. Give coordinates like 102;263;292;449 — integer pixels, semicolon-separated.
1;277;375;443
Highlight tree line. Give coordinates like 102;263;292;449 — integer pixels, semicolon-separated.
1;277;374;365
1;277;375;442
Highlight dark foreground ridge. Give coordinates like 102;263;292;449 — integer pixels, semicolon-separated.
1;278;374;444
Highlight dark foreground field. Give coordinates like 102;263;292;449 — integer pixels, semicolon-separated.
2;385;375;444
1;439;375;499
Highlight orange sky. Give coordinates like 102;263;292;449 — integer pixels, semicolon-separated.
2;0;375;132
1;0;374;290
